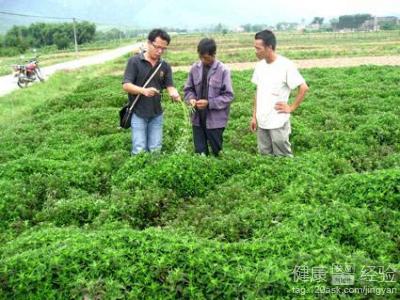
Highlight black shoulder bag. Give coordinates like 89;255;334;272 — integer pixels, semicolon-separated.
119;60;164;129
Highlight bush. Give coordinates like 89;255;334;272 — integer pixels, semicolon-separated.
113;151;255;199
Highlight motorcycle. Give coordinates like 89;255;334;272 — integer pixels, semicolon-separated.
12;57;45;88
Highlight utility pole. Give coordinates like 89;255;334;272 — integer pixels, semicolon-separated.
72;18;79;57
374;16;378;31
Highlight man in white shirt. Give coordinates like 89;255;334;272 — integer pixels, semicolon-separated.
250;29;309;157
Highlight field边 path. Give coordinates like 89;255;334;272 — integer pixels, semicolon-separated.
172;55;400;72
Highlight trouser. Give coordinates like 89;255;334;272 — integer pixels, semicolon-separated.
257;121;293;157
193;126;224;156
131;113;163;155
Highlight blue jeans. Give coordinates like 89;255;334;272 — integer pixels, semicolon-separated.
131;113;163;155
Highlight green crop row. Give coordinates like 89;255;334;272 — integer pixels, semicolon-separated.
0;64;399;299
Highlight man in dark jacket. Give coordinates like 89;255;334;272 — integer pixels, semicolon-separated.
184;38;234;156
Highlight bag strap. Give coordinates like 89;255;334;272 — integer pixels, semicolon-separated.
127;60;164;112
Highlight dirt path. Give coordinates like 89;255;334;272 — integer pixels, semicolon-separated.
172;55;400;72
0;43;141;97
2;53;398;96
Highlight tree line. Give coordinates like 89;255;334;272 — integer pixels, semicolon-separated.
0;21;96;55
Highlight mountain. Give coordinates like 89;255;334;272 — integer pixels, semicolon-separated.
0;0;399;34
0;0;230;33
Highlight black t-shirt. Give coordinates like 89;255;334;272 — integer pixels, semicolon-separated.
122;52;173;118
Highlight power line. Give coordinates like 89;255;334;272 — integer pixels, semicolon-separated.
0;10;72;20
0;9;159;37
0;10;136;29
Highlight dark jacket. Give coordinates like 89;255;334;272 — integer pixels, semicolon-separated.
184;60;234;129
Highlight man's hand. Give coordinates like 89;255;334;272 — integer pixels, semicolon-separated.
170;91;181;102
141;87;160;97
275;83;309;113
275;101;292;113
196;99;208;109
189;99;197;107
167;87;181;102
250;116;257;132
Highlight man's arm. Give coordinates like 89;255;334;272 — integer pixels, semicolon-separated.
122;83;160;97
166;86;181;101
162;63;181;101
183;69;197;107
250;94;257;132
275;82;309;113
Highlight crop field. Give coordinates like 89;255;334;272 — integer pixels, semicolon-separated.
165;30;400;66
0;54;399;298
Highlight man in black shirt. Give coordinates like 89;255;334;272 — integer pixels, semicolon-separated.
123;29;181;155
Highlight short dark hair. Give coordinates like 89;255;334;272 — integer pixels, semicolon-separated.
255;30;276;50
148;29;171;45
197;38;217;56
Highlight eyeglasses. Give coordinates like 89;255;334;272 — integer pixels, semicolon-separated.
151;42;168;52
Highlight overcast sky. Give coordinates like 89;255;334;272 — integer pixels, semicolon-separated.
1;0;399;29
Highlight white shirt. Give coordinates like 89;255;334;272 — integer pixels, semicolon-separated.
252;55;305;129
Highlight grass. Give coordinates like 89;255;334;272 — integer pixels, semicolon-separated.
0;54;129;126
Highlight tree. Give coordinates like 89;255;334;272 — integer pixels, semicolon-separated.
380;22;398;30
76;21;96;44
251;24;266;32
213;23;229;33
3;21;96;51
337;14;373;30
54;32;70;49
3;25;30;52
330;18;339;31
379;18;400;30
242;24;252;32
311;17;324;25
104;28;124;40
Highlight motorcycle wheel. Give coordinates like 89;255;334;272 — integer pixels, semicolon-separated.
17;79;28;88
36;69;45;82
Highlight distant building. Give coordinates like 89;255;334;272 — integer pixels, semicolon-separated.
234;26;245;33
296;23;306;31
307;23;321;30
377;16;399;24
360;16;399;31
360;18;378;31
276;22;299;31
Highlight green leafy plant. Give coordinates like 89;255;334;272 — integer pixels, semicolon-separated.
0;65;399;299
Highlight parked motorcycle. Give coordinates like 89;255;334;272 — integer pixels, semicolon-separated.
12;57;45;88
